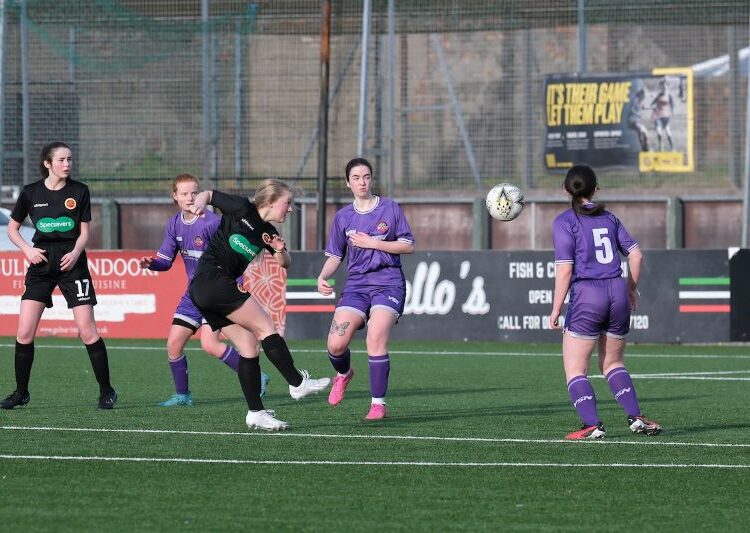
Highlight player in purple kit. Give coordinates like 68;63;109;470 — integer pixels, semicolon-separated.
549;164;661;440
317;158;415;420
139;174;269;407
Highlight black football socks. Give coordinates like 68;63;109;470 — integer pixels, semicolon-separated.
85;338;115;396
238;356;264;411
14;341;34;394
261;334;303;387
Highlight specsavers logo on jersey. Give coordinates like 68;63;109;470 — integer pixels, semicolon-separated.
36;216;75;233
229;234;261;261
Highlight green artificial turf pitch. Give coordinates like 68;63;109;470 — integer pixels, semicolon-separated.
0;337;749;532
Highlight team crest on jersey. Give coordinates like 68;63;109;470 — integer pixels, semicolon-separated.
64;198;77;210
194;235;204;248
376;221;389;233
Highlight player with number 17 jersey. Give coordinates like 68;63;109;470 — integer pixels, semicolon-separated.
12;178;97;307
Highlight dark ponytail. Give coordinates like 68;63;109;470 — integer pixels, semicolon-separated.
563;164;605;216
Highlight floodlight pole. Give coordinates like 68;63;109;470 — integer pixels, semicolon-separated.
386;0;396;197
0;0;5;192
743;9;750;248
577;0;587;74
356;0;372;156
316;0;331;250
20;0;29;185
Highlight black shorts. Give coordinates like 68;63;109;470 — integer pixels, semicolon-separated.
189;267;249;331
23;244;97;308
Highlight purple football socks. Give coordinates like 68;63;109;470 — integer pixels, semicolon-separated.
169;354;189;394
567;375;599;426
606;367;641;417
368;354;390;399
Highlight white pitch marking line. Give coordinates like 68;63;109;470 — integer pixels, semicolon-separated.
1;343;750;360
0;454;747;469
630;370;750;376
2;425;750;448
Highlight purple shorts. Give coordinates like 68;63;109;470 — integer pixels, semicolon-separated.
565;277;630;339
173;291;205;332
337;284;406;324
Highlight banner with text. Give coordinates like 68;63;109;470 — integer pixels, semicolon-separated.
544;69;694;172
0;250;185;338
285;250;730;344
0;250;286;339
1;250;730;343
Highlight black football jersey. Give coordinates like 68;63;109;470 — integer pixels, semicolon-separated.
199;190;279;277
10;179;91;245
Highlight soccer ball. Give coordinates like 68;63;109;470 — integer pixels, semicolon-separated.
485;183;524;221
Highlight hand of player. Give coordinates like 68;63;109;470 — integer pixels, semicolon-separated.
348;231;375;249
549;310;562;330
139;256;153;269
23;246;48;265
628;288;639;311
60;249;81;272
188;203;205;216
269;234;287;253
317;277;333;296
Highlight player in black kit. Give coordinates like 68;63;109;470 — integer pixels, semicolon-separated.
188;179;329;430
1;141;117;410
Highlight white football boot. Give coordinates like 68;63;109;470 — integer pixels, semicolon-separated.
289;370;331;400
245;409;289;431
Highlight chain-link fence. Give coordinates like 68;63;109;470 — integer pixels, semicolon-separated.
0;0;748;200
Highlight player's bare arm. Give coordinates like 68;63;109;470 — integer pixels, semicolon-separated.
190;190;213;215
317;256;341;295
8;218;47;264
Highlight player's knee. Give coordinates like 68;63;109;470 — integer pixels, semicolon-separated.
78;328;99;345
15;331;35;344
327;336;349;356
240;344;260;358
166;338;184;357
366;341;388;356
200;338;225;358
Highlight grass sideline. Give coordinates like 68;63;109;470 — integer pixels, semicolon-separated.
0;337;749;531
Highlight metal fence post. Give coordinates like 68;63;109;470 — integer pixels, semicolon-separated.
666;196;684;249
472;197;489;250
101;199;120;250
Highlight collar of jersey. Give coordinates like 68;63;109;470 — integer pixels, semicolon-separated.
353;195;380;214
180;211;200;225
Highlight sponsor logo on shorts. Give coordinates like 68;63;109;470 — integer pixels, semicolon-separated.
376;221;389;233
228;234;260;261
36;216;75;233
64;198;77;210
388;296;399;304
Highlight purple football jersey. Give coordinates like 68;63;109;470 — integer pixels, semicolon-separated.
325;196;414;287
155;210;221;281
552;207;638;282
